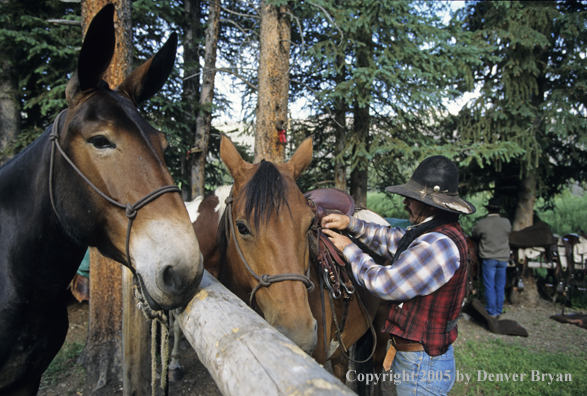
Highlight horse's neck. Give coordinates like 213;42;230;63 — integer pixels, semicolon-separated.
0;128;85;294
0;129;51;201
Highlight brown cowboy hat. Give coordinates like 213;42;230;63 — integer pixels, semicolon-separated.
386;156;476;215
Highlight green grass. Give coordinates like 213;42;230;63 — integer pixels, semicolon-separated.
452;338;587;395
41;341;86;385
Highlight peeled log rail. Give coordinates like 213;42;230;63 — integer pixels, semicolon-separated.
175;271;356;395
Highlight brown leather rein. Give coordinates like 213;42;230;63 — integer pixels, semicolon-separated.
48;110;181;271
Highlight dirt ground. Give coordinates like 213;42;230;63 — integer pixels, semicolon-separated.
37;290;587;396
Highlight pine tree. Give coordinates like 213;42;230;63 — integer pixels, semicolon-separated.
455;0;587;229
292;0;485;203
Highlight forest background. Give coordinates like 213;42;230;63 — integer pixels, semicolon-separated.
1;0;586;236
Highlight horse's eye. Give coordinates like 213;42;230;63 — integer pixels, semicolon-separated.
236;221;250;235
89;136;115;149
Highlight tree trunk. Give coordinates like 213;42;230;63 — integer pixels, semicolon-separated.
0;0;20;166
79;2;150;396
349;29;371;206
81;248;124;395
190;0;220;198
0;56;20;165
254;1;290;164
512;168;537;231
333;53;346;191
181;0;202;201
349;102;369;207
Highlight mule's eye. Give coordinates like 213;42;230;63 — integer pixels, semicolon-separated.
236;221;250;235
89;136;115;149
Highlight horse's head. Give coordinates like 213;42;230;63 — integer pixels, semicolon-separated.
53;5;203;310
219;135;318;354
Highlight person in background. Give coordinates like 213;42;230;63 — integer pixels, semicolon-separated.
471;197;511;319
321;156;475;396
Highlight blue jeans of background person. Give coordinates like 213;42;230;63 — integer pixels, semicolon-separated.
392;345;456;396
482;259;508;316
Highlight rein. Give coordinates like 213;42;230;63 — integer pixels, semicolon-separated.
224;191;315;307
48;110;181;270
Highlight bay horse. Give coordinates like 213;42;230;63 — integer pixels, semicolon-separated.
0;5;203;395
173;135;381;385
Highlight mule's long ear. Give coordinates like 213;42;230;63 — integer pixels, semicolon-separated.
286;136;313;180
117;32;178;105
66;4;115;104
220;134;254;185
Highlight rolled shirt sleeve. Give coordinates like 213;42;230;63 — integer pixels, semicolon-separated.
343;217;461;301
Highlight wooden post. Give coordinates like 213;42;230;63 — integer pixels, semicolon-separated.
122;268;151;396
176;271;357;396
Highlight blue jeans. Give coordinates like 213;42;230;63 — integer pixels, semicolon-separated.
392;345;456;396
482;259;507;316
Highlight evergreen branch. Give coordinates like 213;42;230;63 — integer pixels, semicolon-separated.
184;67;258;91
219;3;260;20
289;78;344;129
307;1;343;46
47;19;81;26
284;11;305;50
220;18;259;37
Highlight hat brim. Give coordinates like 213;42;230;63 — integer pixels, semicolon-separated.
386;181;476;215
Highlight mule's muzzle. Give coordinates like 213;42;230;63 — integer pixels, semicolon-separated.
156;253;204;301
136;251;204;311
137;273;163;311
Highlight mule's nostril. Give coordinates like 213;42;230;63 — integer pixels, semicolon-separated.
163;266;177;289
158;265;182;294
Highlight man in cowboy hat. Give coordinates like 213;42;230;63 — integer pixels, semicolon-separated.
471;197;511;319
321;155;474;396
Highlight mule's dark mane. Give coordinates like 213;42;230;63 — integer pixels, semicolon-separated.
218;160;292;263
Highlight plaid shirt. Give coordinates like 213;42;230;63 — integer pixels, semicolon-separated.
343;216;462;302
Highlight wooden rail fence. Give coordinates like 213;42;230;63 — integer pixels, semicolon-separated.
175;271;356;395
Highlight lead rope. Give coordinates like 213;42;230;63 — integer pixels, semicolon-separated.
150;316;170;396
134;282;171;396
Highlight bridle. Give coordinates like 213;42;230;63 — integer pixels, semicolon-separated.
48;110;181;270
224;190;315;307
224;186;376;363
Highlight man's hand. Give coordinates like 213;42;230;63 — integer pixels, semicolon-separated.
322;229;353;252
321;213;350;231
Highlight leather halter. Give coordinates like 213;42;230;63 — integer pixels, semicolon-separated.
48;110;181;270
224;190;315;307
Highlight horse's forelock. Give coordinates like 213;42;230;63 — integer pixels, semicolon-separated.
240;160;290;231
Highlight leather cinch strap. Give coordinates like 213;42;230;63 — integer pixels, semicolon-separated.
48;110;181;269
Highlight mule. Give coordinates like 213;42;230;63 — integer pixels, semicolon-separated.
172;135;381;385
0;5;203;395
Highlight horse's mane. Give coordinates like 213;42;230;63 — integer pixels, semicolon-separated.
218;160;291;264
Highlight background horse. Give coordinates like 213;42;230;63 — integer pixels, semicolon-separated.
174;135;381;388
0;5;203;395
